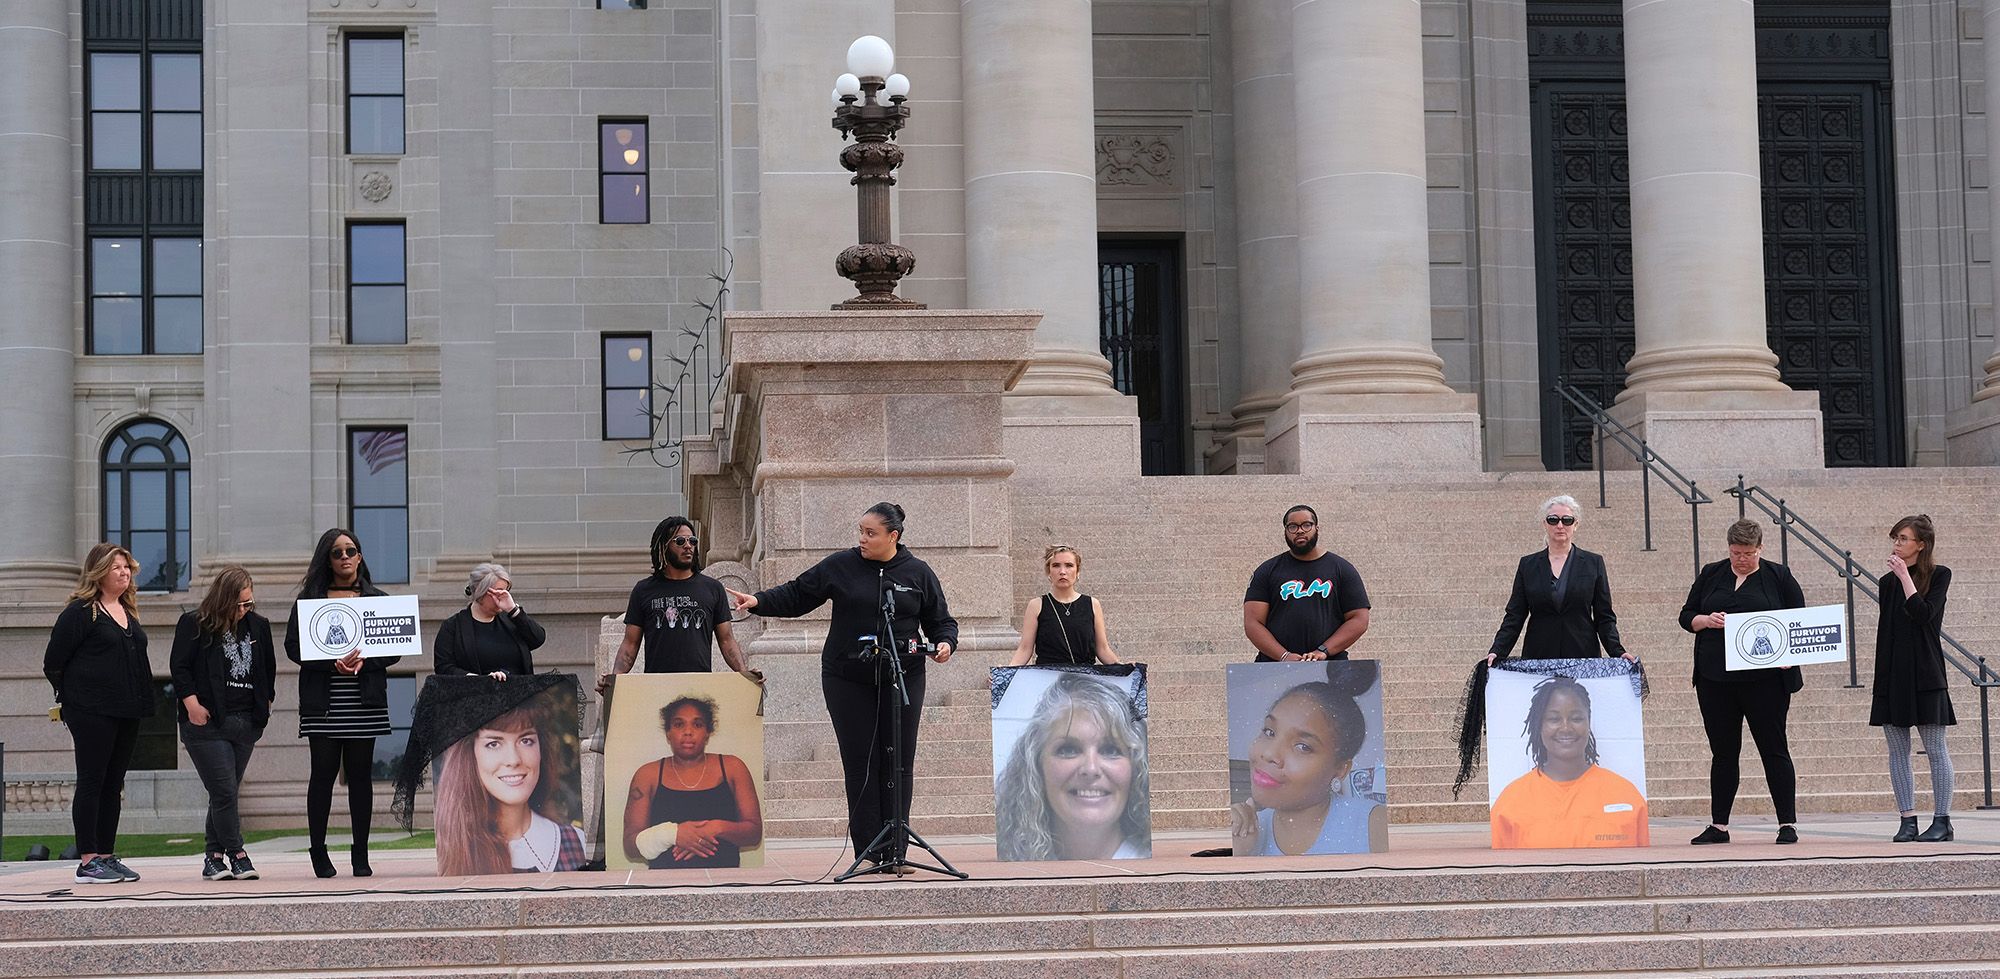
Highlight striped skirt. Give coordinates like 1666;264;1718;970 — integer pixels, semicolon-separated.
299;673;391;739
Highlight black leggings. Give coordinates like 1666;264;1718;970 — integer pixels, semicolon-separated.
1696;677;1797;825
66;711;141;855
306;736;375;848
823;662;926;857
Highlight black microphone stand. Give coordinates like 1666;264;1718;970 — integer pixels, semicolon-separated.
835;569;967;881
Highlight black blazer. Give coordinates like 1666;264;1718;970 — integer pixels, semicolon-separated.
1486;547;1627;661
285;582;401;716
1678;557;1806;692
169;610;277;726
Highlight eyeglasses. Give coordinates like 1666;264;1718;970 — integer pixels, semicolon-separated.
330;547;360;559
1890;535;1919;544
1284;522;1316;532
669;536;699;547
235;599;256;610
1545;515;1577;526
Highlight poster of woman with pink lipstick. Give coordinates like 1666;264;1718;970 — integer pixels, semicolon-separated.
1226;660;1387;856
991;665;1151;862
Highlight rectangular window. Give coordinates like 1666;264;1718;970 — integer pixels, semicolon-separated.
348;427;410;584
601;333;654;440
88;237;203;354
151;238;203;353
599;0;649;8
149;53;203;169
599;119;650;224
346;35;405;155
347;222;406;344
88;53;143;170
89;238;144;353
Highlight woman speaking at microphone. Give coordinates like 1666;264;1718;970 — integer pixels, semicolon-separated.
726;502;957;871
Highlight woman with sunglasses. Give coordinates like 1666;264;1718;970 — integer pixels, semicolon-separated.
285;528;400;878
169;565;276;881
1485;495;1633;666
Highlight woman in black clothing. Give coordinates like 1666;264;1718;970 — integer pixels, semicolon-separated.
170;565;276;881
1679;518;1805;845
1007;544;1122;666
43;543;154;885
727;502;957;868
285;528;400;878
434;563;546;680
1485;495;1633;666
1874;514;1957;842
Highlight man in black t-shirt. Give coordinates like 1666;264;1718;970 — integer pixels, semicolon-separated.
1243;504;1371;662
596;517;760;693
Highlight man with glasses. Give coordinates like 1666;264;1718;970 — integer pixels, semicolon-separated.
1243;505;1371;662
597;516;760;693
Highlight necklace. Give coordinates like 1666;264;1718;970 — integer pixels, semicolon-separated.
515;822;553;871
668;755;707;790
1052;594;1080;617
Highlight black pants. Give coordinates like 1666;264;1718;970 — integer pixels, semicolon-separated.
1696;677;1798;825
306;736;375;849
823;661;926;857
180;716;262;853
65;710;141;855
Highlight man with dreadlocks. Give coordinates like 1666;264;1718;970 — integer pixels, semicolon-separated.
597;517;759;694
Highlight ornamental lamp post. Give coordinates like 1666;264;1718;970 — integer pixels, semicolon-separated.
830;35;923;309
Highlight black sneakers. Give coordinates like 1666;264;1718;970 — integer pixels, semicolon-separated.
202;854;234;881
74;857;124;884
1690;826;1731;845
1774;825;1798;845
100;855;140;881
228;852;259;880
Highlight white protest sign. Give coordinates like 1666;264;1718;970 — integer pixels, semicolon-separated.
1723;603;1846;670
295;595;424;660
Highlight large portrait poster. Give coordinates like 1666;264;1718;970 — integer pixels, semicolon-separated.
427;675;587;874
1485;659;1648;848
990;664;1150;862
603;673;767;870
1226;660;1388;856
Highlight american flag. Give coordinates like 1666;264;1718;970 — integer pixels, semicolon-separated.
357;430;407;475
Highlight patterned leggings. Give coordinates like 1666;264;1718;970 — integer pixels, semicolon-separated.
1884;724;1953;816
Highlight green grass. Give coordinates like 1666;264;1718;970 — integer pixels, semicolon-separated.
2;829;434;861
371;831;435;851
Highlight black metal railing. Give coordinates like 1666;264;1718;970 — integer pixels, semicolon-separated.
621;249;734;473
1729;476;1998;809
1552;380;1715;576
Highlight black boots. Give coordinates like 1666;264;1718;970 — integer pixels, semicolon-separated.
1916;815;1955;842
351;840;373;878
1892;816;1920;842
308;845;336;879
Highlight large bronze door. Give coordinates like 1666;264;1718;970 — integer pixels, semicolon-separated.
1098;240;1188;475
1530;3;1902;469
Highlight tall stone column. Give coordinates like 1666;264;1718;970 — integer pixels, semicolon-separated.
962;0;1140;476
1218;0;1298;475
1265;0;1480;473
0;2;80;598
1946;0;2000;463
1608;0;1822;469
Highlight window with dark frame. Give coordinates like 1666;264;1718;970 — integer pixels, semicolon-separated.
601;333;654;440
599;119;650;224
348;222;407;344
348;427;410;584
599;1;649;9
346;34;405;155
102;419;192;593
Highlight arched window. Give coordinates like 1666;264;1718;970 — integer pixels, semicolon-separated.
102;420;191;592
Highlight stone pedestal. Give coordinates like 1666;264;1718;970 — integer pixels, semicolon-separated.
1001;394;1142;479
1945;397;2000;466
1604;389;1825;471
1263;393;1482;474
684;310;1034;724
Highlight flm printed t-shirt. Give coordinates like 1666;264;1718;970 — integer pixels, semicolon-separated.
624;574;732;674
1245;552;1371;660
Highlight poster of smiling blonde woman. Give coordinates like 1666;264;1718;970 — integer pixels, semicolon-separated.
990;665;1150;861
1485;659;1649;848
603;672;766;870
1226;660;1388;856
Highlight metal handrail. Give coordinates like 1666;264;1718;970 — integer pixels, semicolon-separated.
620;248;735;472
1552;380;1715;575
1728;476;1997;810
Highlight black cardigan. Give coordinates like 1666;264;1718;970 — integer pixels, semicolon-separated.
752;545;958;679
432;606;546;677
1486;547;1628;661
43;598;155;719
285;582;401;715
169;610;277;725
1678;557;1806;691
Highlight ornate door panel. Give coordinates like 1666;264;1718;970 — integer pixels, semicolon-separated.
1099;240;1187;475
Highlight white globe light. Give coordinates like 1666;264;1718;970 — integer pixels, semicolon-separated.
883;73;911;99
847;35;894;78
834;73;863;99
831;86;842;105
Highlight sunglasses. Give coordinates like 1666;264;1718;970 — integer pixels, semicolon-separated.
235;599;256;610
669;536;699;547
331;547;361;559
1545;515;1577;526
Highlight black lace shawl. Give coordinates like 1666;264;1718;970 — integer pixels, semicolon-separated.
1450;656;1647;799
390;672;581;831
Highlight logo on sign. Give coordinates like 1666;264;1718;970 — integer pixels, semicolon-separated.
1733;614;1789;667
310;603;363;658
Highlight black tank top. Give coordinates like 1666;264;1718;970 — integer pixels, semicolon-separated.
1033;593;1097;665
645;756;742;869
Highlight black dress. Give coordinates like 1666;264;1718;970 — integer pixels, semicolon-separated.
1033;593;1098;665
1870;566;1956;728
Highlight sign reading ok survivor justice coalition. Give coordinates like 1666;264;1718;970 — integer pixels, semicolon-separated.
1723;603;1847;670
295;595;424;660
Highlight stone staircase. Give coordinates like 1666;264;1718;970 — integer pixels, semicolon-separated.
759;469;2000;839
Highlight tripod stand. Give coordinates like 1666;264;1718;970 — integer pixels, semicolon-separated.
835;571;968;882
